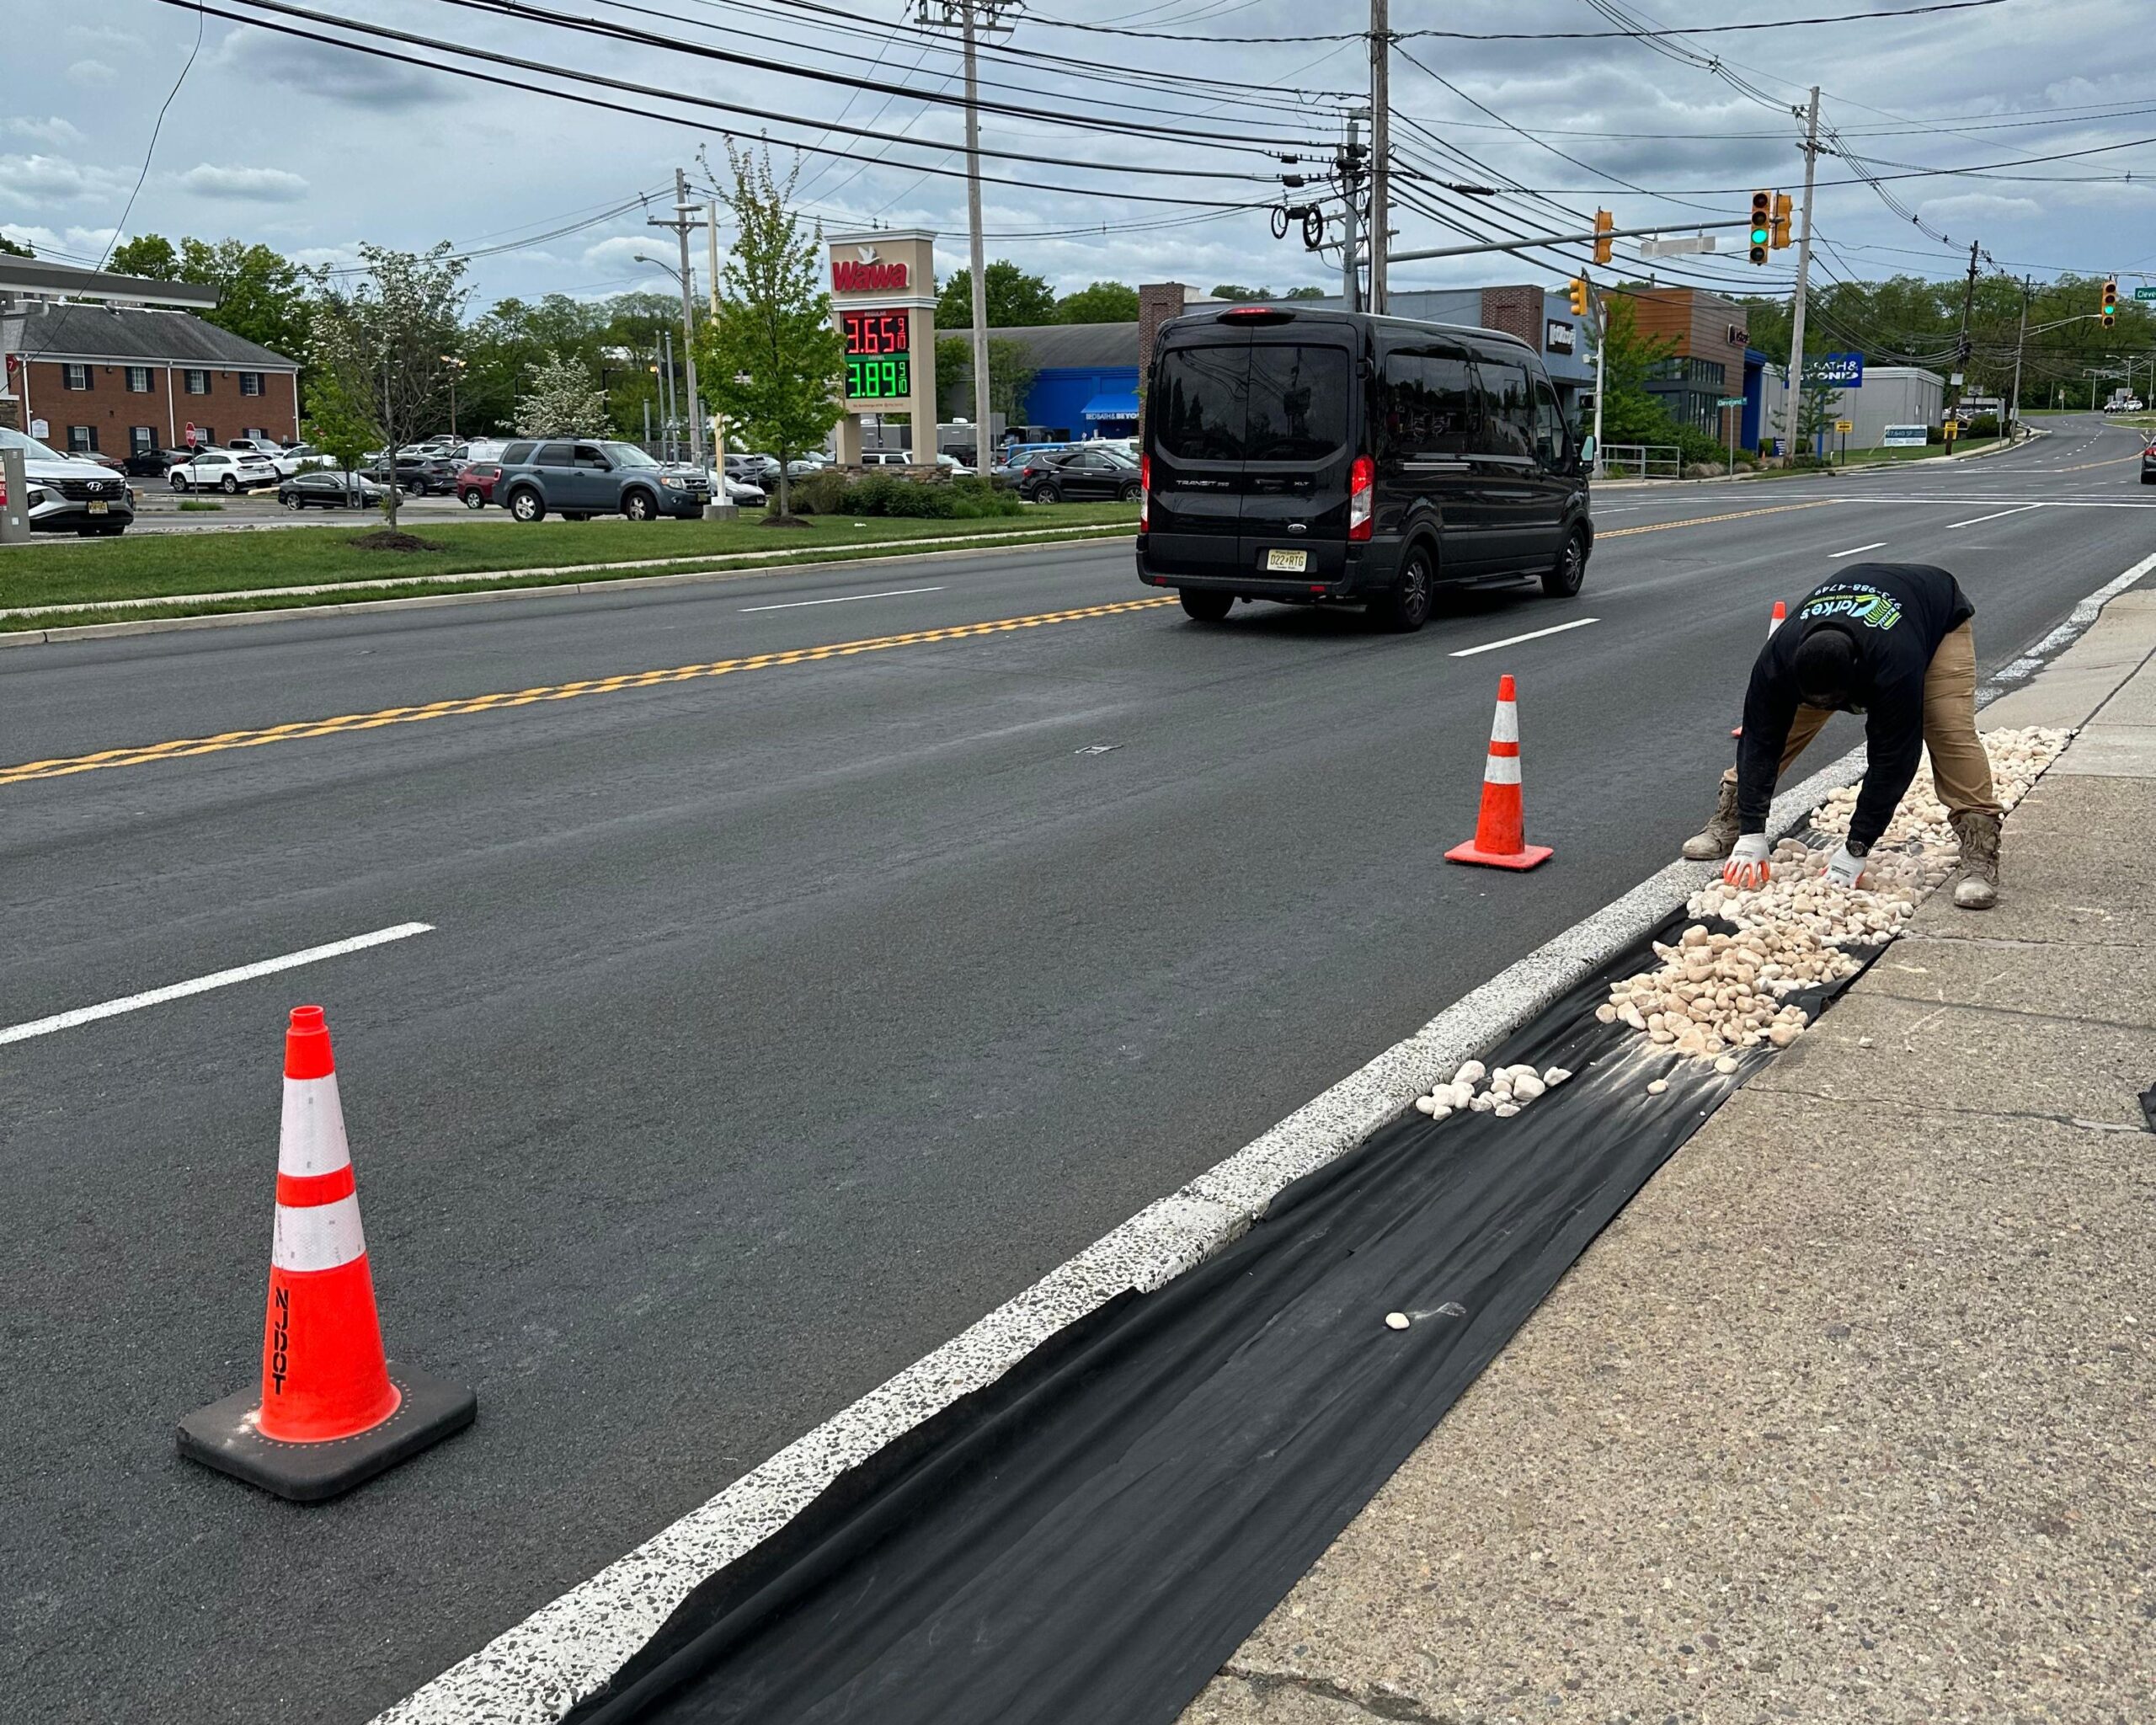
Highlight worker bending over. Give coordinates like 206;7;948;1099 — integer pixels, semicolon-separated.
1679;562;2004;909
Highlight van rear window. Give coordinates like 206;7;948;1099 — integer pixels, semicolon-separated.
1155;343;1349;463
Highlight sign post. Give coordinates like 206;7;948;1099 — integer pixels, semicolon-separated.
1716;394;1746;475
825;230;938;470
0;446;29;543
1833;418;1853;466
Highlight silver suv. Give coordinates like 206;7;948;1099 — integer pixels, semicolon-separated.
2;426;134;536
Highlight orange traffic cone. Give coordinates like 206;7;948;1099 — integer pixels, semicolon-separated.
179;1006;474;1501
1445;674;1553;871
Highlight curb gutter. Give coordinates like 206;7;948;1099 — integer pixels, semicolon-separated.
374;550;2156;1725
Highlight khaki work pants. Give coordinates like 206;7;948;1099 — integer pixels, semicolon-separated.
1723;622;2003;820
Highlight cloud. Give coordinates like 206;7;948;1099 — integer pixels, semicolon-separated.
0;154;133;207
8;117;84;148
213;27;451;109
67;24;147;53
581;235;678;277
1916;192;2045;226
66;59;117;88
179;163;312;202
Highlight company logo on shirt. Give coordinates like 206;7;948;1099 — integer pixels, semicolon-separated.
1799;583;1903;631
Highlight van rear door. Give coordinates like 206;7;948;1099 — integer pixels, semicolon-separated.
1146;331;1248;579
1236;336;1354;585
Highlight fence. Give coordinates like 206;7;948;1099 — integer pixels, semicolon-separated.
1594;443;1683;481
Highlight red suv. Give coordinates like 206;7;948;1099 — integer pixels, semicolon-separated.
456;460;503;509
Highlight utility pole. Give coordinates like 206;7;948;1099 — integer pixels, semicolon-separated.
1951;238;1980;420
1591;285;1607;480
1779;85;1821;463
660;330;676;462
1369;0;1390;315
917;2;1011;457
2007;275;2031;438
1340;110;1364;312
647;168;707;468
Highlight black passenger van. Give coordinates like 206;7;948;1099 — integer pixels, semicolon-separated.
1137;306;1592;630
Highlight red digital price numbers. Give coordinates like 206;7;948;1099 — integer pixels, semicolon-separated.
842;308;910;357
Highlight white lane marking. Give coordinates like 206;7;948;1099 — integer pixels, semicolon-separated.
374;544;2156;1725
1828;541;1887;558
739;585;942;613
1941;504;2041;531
0;923;435;1046
1449;616;1600;658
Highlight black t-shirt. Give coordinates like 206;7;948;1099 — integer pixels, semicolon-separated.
1737;563;1975;847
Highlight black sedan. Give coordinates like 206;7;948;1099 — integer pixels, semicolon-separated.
123;447;189;478
1017;444;1142;504
365;454;461;496
279;470;385;510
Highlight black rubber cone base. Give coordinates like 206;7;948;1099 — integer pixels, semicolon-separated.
176;1365;476;1503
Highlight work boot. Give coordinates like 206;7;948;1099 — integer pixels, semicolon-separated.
1950;809;2002;909
1680;777;1743;861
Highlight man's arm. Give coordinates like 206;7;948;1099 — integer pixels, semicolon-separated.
1849;682;1925;848
1734;655;1801;834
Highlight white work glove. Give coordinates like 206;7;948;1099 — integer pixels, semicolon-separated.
1721;833;1772;891
1822;842;1871;890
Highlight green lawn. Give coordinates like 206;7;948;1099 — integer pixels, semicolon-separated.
0;505;1139;620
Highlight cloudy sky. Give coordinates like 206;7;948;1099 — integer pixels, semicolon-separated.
6;0;2153;317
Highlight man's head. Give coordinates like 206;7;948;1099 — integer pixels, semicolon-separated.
1792;622;1864;710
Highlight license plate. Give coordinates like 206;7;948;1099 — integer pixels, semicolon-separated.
87;500;109;514
1265;547;1309;573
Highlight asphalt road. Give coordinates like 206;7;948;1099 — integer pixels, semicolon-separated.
4;417;2151;1722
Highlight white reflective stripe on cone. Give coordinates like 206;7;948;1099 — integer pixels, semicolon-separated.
1489;703;1519;745
278;1073;351;1178
272;1193;368;1272
1482;755;1522;785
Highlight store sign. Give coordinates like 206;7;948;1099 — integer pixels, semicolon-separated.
1882;424;1927;448
1545;319;1575;355
1813;351;1865;387
833;248;910;293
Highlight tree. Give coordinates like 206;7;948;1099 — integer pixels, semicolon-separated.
308;242;468;529
302;359;380;505
464;293;617;434
1593;296;1680;446
1283;286;1328;301
515;350;611;437
1054;280;1139;324
179;238;313;362
1795;367;1845;455
693;143;845;521
937;260;1055;328
108;234;178;278
1209;283;1275;302
0;234;33;259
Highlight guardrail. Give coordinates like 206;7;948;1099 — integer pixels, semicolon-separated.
1594;443;1683;481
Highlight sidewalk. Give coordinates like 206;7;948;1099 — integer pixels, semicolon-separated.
1183;589;2156;1725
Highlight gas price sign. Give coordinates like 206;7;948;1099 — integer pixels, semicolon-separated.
843;307;912;401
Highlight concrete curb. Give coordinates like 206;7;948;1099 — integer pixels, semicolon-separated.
0;525;1138;649
371;550;2154;1725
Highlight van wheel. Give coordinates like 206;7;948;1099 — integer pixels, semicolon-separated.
1544;526;1588;598
1374;546;1433;632
1179;590;1234;622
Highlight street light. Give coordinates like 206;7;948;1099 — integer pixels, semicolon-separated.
440;355;466;439
635;253;707;473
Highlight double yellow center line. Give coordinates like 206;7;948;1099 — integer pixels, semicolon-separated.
0;596;1179;788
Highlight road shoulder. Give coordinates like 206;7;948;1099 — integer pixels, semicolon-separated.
1182;591;2156;1724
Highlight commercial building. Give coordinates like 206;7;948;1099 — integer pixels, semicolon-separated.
1622;286;1752;435
1;259;300;454
937;319;1143;441
1759;363;1945;451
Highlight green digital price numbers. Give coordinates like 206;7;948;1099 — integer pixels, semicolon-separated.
846;354;911;399
843;308;911;400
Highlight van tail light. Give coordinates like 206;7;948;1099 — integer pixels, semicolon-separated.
1348;454;1375;542
1139;452;1150;532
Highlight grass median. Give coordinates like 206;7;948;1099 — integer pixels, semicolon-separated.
0;505;1139;630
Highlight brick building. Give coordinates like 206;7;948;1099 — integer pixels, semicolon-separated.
1623;286;1749;434
1;259;300;457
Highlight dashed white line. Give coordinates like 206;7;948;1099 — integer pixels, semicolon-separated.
1941;504;2041;531
739;586;944;613
0;922;435;1046
1449;616;1600;658
1828;541;1888;558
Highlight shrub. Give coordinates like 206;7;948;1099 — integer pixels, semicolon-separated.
791;471;1026;520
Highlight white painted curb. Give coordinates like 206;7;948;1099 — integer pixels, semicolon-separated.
371;552;2153;1725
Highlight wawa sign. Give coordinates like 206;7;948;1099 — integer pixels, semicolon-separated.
832;248;910;293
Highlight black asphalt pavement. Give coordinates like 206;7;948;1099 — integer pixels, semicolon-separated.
3;417;2151;1722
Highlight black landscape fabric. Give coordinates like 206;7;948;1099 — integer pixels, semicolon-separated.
569;916;1874;1725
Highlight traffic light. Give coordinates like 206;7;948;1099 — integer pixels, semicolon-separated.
1593;209;1614;266
2101;277;2119;327
1568;277;1590;317
1770;192;1793;250
1748;191;1772;265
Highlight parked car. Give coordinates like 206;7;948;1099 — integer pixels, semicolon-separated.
1139;303;1591;630
703;467;766;507
1019;444;1141;504
170;448;279;494
227;435;287;458
3;425;134;535
456;459;504;509
279;469;385;510
935;452;974;476
279;443;337;473
860;450;911;468
122;446;188;478
494;438;714;521
366;451;462;496
729;452;782;483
